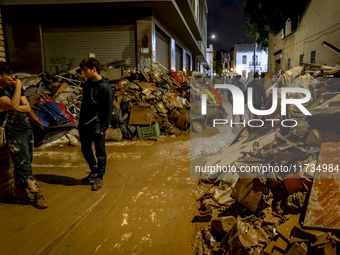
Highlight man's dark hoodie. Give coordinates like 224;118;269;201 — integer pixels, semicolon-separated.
244;79;266;109
79;77;113;134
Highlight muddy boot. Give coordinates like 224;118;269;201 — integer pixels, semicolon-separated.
92;178;103;191
33;192;48;209
81;173;97;184
26;180;48;209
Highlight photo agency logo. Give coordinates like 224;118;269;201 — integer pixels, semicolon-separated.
200;83;312;128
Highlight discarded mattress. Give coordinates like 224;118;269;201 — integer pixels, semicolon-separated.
31;99;74;127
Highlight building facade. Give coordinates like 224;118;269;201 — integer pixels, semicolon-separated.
232;44;268;79
206;44;214;77
1;0;208;74
268;0;340;74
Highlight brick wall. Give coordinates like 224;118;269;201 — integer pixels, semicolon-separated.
0;8;12;199
0;145;15;199
0;7;6;62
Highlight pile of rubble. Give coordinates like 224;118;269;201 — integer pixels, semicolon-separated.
19;64;191;148
110;70;190;140
192;64;340;255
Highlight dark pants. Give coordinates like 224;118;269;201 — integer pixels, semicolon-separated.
7;129;36;189
79;126;107;178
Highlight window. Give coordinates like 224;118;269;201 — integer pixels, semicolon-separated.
242;70;246;78
288;58;291;70
311;51;316;64
242;55;247;64
300;54;304;64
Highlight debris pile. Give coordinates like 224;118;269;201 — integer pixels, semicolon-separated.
192;64;340;255
110;69;191;140
19;65;191;148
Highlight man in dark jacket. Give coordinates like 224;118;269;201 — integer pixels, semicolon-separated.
0;62;47;209
244;71;266;132
79;58;113;191
245;71;266;110
228;75;245;121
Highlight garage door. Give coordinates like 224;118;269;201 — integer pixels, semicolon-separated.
42;25;136;73
155;29;169;71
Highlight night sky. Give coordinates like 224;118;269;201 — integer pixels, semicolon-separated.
207;0;255;52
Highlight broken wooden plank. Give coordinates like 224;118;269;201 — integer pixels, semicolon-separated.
323;92;340;101
322;40;340;54
128;106;154;125
276;214;300;242
324;68;340;75
170;76;181;88
301;62;333;69
53;82;68;99
140;69;150;82
304;142;340;230
136;81;156;91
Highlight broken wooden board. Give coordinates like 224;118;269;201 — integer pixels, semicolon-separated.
276;214;300;242
322;92;340;101
140;69;150;82
128;106;154;125
136;81;156;91
170;76;181;88
304;142;340;230
285;242;308;255
306;129;340;147
324;68;340;76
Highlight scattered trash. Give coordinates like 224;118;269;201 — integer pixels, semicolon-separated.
192;63;340;254
17;62;191;148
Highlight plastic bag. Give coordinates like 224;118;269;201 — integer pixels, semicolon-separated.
120;122;133;139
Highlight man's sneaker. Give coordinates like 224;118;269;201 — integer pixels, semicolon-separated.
92;178;103;191
33;193;48;209
81;173;97;184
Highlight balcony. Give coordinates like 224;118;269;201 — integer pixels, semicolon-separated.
249;62;261;66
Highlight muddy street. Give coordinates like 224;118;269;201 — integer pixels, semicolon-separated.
0;135;205;254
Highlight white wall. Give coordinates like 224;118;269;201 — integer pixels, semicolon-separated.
206;44;213;76
235;50;267;78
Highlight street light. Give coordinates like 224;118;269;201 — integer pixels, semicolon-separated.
212;35;215;39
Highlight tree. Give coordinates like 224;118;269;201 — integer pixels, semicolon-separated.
216;65;223;76
244;0;310;50
226;53;230;72
220;52;230;72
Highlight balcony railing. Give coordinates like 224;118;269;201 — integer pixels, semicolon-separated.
249;62;261;66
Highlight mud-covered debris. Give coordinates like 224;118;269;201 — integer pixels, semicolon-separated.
231;176;266;213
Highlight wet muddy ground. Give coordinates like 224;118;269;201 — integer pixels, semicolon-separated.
0;135;209;255
0;99;239;255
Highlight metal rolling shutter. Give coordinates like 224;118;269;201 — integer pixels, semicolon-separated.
175;44;182;71
42;25;136;73
155;29;169;71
